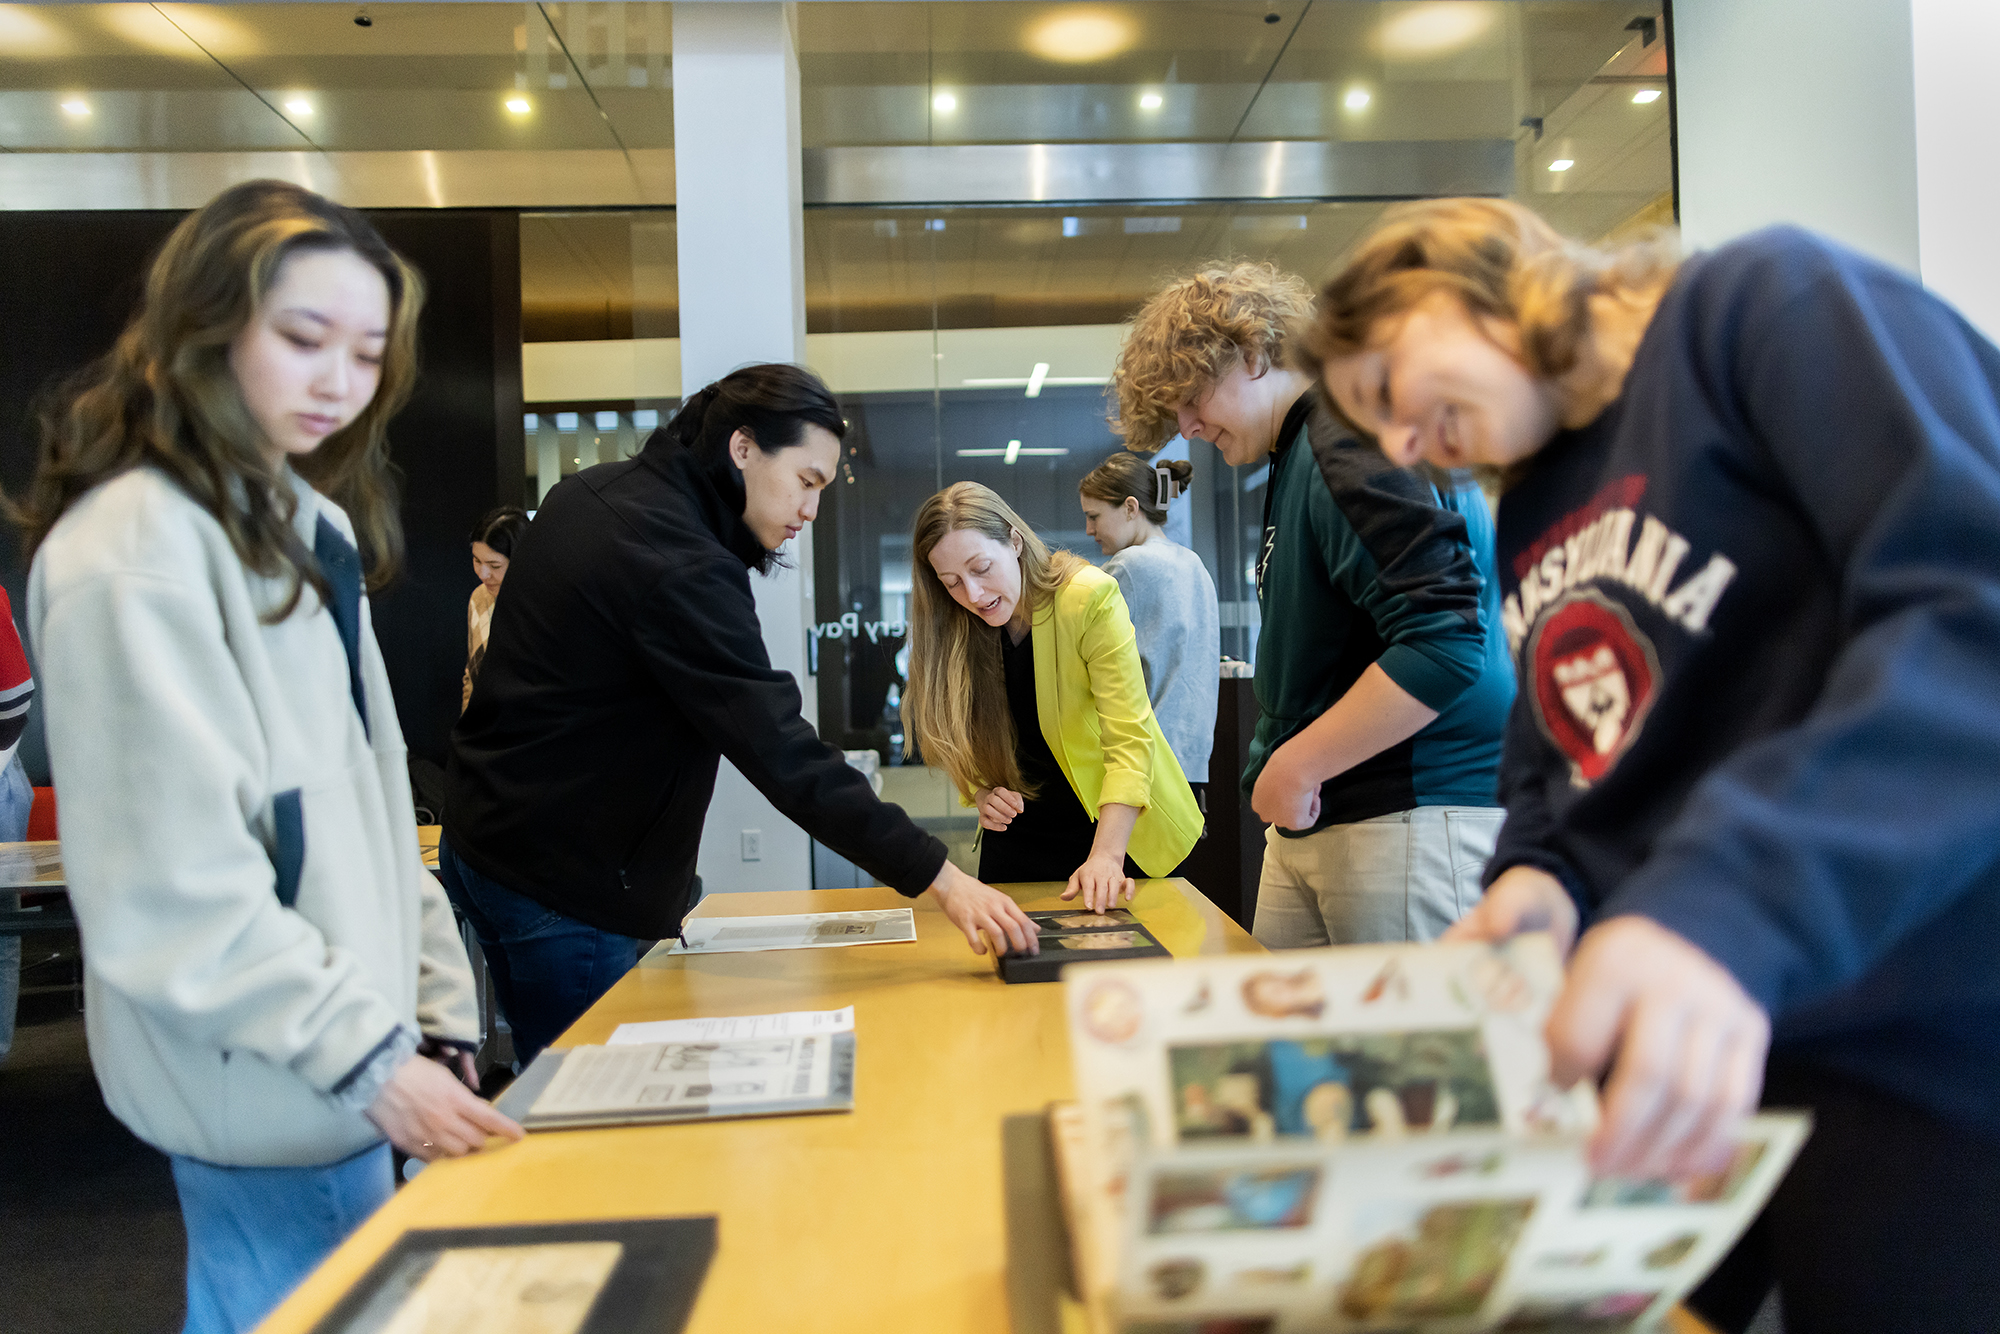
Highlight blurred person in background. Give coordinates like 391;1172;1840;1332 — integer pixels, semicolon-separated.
0;595;33;1068
462;505;527;713
1078;451;1220;806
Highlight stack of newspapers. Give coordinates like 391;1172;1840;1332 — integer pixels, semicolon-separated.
1053;937;1808;1334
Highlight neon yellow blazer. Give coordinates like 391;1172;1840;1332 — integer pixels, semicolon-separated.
1026;565;1202;876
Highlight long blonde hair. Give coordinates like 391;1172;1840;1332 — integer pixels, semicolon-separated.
1298;197;1678;380
903;482;1085;800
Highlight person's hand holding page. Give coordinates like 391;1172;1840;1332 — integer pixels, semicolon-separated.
1445;865;1770;1182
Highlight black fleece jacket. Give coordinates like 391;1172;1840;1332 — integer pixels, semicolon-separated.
445;438;947;939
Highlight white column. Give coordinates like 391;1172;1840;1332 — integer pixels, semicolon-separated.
1912;0;2000;339
673;2;818;894
1671;0;1920;272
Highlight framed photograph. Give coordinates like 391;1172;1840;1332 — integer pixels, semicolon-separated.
1029;909;1141;931
1168;1030;1501;1143
304;1218;717;1334
1000;926;1170;984
1338;1196;1538;1322
1144;1163;1323;1234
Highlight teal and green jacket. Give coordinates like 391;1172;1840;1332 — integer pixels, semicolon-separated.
1244;395;1514;833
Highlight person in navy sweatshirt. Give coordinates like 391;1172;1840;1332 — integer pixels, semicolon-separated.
1304;198;2000;1333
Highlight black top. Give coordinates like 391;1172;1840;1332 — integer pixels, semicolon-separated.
1485;226;2000;1138
977;626;1097;883
445;438;948;939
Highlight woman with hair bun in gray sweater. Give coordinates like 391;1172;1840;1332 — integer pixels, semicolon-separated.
1079;452;1220;802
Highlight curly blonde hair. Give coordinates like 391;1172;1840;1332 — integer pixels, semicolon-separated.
1298;198;1679;382
1110;261;1316;453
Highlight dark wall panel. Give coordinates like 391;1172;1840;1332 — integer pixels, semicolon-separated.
0;206;523;783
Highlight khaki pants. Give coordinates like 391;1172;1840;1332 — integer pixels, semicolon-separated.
1251;806;1503;948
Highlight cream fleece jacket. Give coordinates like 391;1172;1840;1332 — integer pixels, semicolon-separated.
30;466;479;1167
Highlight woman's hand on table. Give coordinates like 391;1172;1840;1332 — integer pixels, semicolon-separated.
366;1053;525;1162
1062;852;1136;913
930;860;1040;955
1445;865;1769;1181
974;786;1025;832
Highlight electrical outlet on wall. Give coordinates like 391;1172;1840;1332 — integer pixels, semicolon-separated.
740;829;762;862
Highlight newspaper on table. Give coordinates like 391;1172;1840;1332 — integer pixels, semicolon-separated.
498;1029;856;1130
654;907;916;956
609;1006;854;1045
1060;936;1810;1334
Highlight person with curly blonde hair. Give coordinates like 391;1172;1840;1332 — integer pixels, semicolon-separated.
1310;197;2000;1333
1111;261;1514;949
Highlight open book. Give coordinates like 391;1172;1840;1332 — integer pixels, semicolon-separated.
1055;937;1809;1333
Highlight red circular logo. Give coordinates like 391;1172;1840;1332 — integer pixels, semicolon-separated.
1527;591;1661;788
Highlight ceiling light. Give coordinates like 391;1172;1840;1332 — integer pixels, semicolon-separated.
1632;89;1662;104
60;98;90;118
1004;440;1023;465
932;92;957;113
505;96;531;115
1025;363;1049;398
1027;11;1135;63
284;97;313;116
1549;158;1574;172
1138;92;1163;111
1379;3;1495;58
1343;88;1370;111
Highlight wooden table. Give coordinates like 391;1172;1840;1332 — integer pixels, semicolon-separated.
253;877;1260;1334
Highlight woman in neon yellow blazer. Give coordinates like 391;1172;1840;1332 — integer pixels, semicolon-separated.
904;482;1202;911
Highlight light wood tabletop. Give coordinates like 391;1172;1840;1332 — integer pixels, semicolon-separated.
252;877;1260;1334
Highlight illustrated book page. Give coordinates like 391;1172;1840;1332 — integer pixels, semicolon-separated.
1059;937;1810;1333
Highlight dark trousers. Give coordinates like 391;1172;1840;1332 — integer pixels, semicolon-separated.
436;838;640;1068
1688;1058;2000;1334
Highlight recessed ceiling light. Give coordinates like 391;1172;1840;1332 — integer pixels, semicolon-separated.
1632;89;1661;104
505;96;532;115
1549;158;1574;172
60;99;90;117
1139;92;1163;111
284;98;313;116
1343;88;1371;111
933;92;957;112
1027;11;1136;63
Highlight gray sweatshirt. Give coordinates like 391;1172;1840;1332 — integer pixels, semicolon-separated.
1102;538;1221;783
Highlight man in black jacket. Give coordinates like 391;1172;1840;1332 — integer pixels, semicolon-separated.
442;366;1037;1063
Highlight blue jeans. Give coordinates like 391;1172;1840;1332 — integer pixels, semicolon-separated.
170;1142;393;1334
0;754;34;1065
436;837;639;1067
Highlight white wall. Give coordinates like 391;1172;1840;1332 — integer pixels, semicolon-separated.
1672;0;1920;273
672;1;816;894
1912;0;2000;339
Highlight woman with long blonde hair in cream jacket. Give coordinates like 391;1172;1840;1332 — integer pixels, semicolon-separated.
905;482;1202;910
22;180;521;1334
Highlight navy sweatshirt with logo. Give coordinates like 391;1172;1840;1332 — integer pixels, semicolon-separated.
1486;226;2000;1139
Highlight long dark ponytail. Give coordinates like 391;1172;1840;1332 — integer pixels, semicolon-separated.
654;364;846;566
